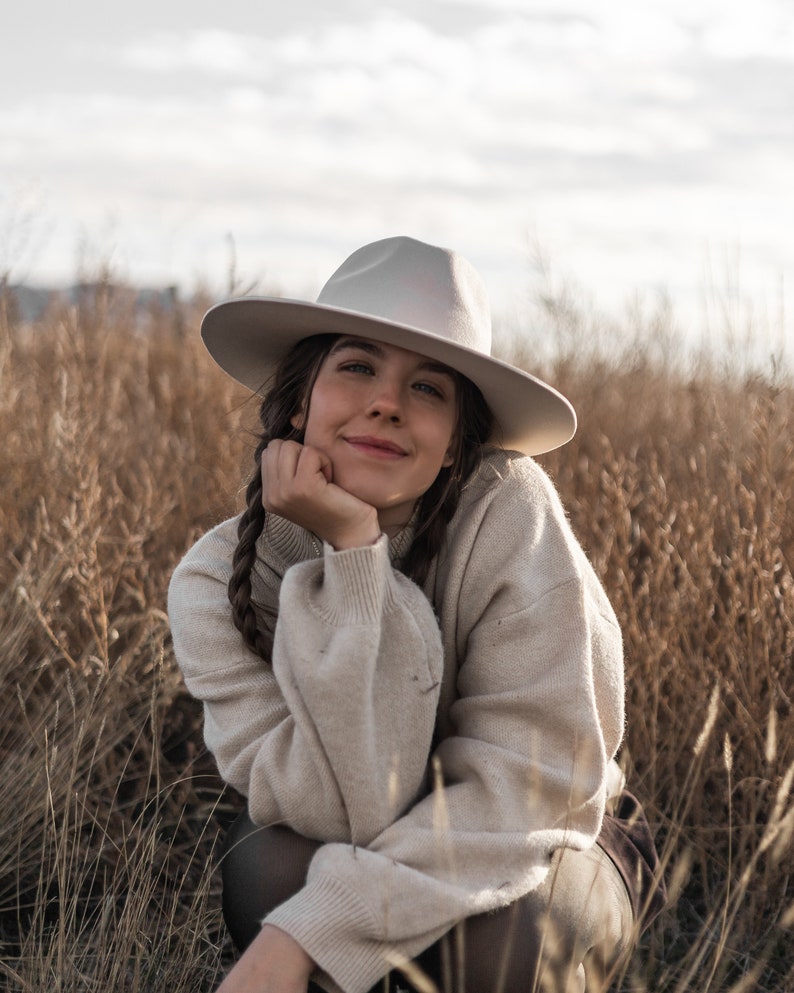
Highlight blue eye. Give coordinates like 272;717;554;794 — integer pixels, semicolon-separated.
341;361;373;375
414;382;443;398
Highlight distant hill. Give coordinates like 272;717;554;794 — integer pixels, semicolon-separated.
3;282;181;323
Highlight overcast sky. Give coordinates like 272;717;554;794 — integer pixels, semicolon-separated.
2;0;792;343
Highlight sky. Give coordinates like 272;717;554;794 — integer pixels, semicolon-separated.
2;0;793;348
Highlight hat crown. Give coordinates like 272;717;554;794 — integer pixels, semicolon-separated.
200;235;576;456
316;236;492;354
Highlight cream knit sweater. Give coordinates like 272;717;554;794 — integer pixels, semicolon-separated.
168;448;625;993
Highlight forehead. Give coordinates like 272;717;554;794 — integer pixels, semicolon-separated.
330;336;457;379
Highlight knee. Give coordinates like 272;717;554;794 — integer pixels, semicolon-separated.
456;897;590;993
220;812;321;952
536;846;633;966
454;848;632;993
220;809;263;894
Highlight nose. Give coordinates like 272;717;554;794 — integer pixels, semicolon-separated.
366;378;404;423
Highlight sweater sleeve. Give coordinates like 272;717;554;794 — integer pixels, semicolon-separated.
168;520;444;844
264;458;625;993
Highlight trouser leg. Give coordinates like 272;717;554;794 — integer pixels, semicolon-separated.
414;844;633;993
221;811;321;953
220;812;633;993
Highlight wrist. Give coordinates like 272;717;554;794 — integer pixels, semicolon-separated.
217;924;314;993
325;508;381;551
328;523;382;551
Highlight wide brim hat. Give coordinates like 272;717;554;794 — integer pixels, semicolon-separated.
201;236;576;456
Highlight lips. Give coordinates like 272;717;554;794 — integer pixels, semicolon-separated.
345;435;408;457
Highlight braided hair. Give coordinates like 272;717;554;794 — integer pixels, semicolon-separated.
227;334;495;658
227;334;337;658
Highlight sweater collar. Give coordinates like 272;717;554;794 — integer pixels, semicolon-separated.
263;512;416;570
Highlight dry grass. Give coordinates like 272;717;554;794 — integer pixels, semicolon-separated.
1;278;792;991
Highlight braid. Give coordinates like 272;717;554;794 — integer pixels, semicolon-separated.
227;335;338;659
228;436;271;658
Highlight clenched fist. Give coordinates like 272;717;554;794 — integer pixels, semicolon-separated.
261;439;381;550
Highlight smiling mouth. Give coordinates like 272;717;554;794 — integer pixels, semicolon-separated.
345;435;408;457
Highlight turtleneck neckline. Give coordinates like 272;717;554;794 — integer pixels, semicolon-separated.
261;512;416;570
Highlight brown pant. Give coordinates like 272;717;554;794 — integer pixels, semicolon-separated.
220;812;634;993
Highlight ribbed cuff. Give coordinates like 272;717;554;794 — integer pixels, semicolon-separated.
264;872;389;993
313;535;396;626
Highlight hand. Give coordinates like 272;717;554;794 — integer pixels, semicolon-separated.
216;924;314;993
261;439;381;550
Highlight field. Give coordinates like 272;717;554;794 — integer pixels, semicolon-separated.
0;279;792;991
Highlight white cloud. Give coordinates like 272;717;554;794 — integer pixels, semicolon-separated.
121;29;266;77
1;1;791;339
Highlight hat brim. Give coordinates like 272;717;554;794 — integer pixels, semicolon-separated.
201;298;576;456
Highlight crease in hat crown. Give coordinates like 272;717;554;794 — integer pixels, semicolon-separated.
200;235;577;456
316;236;492;353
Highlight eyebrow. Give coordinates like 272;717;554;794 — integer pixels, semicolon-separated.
330;337;457;380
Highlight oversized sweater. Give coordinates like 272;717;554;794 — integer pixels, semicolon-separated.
167;447;625;993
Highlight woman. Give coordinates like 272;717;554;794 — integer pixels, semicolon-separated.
168;236;661;993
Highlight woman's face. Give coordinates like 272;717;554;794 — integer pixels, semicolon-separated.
292;336;458;531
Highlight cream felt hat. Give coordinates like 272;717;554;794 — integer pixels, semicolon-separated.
201;236;576;456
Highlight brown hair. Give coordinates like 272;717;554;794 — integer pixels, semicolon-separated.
227;334;494;659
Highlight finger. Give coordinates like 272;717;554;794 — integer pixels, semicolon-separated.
274;439;303;483
296;444;334;485
262;439;299;483
263;441;328;515
260;441;279;496
316;448;334;484
261;440;300;506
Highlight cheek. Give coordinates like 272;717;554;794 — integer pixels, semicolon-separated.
297;385;340;446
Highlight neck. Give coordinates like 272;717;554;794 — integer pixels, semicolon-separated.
381;520;409;539
378;503;418;539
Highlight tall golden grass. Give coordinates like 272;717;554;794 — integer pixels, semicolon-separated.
0;278;792;991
